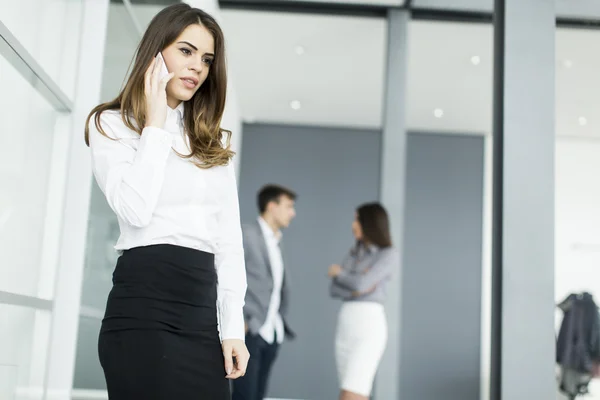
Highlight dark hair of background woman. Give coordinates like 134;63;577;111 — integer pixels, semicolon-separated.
357;202;392;248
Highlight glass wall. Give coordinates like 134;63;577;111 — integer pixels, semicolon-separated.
72;2;163;392
0;0;96;398
0;56;60;299
0;0;83;98
0;55;59;399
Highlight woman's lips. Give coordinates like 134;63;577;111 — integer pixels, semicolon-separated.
180;77;198;89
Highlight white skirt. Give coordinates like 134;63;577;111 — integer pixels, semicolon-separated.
335;301;387;396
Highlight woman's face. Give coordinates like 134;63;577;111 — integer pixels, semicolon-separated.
352;213;363;241
161;23;215;108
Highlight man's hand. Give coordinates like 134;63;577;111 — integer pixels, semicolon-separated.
222;339;250;379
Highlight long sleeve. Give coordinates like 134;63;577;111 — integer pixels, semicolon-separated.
329;279;354;300
214;161;247;341
89;111;173;227
329;247;358;299
334;248;398;292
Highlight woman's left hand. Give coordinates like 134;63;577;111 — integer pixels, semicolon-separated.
328;264;342;277
222;339;250;379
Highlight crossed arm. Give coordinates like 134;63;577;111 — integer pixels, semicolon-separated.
329;279;375;300
328;249;397;300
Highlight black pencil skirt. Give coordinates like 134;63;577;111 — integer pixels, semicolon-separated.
98;244;230;400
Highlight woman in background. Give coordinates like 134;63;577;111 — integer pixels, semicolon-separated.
85;4;248;399
328;202;399;400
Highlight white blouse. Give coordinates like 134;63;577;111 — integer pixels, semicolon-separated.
88;103;247;341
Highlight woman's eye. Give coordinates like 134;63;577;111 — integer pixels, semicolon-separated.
203;58;214;66
180;48;191;55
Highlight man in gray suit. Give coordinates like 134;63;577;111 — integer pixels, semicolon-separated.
232;184;297;400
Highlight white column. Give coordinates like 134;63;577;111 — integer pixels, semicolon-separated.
376;9;409;400
182;0;244;177
44;1;110;399
490;0;555;399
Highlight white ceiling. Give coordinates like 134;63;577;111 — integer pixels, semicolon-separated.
556;28;600;138
222;0;600;17
219;10;388;129
105;4;600;138
412;0;492;12
411;0;600;18
222;8;600;137
405;20;493;134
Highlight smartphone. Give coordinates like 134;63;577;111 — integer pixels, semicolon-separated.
156;52;170;80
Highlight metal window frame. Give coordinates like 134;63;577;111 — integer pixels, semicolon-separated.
0;20;73;112
0;290;53;311
122;0;144;38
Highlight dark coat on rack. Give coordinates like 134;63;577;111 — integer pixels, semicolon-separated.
556;292;600;373
556;292;600;399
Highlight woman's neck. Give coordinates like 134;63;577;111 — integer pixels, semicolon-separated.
167;98;182;110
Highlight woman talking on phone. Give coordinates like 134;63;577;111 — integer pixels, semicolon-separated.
84;4;249;399
328;202;399;400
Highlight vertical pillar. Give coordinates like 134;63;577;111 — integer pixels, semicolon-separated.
185;0;244;177
44;1;110;399
490;1;555;399
376;8;409;400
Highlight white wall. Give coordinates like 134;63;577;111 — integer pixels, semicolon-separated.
478;136;599;400
0;0;83;300
555;137;600;399
0;0;110;399
555;138;600;302
0;1;86;399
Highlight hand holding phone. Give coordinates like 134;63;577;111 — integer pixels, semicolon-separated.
144;52;174;129
156;52;170;80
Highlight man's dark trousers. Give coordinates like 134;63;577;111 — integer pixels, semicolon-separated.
232;331;279;400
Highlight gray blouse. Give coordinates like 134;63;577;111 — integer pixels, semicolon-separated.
329;243;399;304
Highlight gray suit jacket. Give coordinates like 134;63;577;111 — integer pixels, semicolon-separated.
242;220;295;339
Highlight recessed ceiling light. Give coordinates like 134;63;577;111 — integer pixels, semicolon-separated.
579;116;587;126
295;45;305;55
563;59;574;68
290;100;302;110
434;108;444;118
470;55;481;65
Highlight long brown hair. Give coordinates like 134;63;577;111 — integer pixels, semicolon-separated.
84;3;233;168
357;202;392;248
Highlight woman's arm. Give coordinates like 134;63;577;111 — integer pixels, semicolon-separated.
329;279;354;299
328;246;360;299
215;161;247;341
330;279;377;300
334;249;398;292
89;111;173;227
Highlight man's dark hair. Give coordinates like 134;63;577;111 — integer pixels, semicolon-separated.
258;184;297;214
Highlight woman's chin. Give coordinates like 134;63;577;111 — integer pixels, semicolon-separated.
169;88;197;103
176;93;194;103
